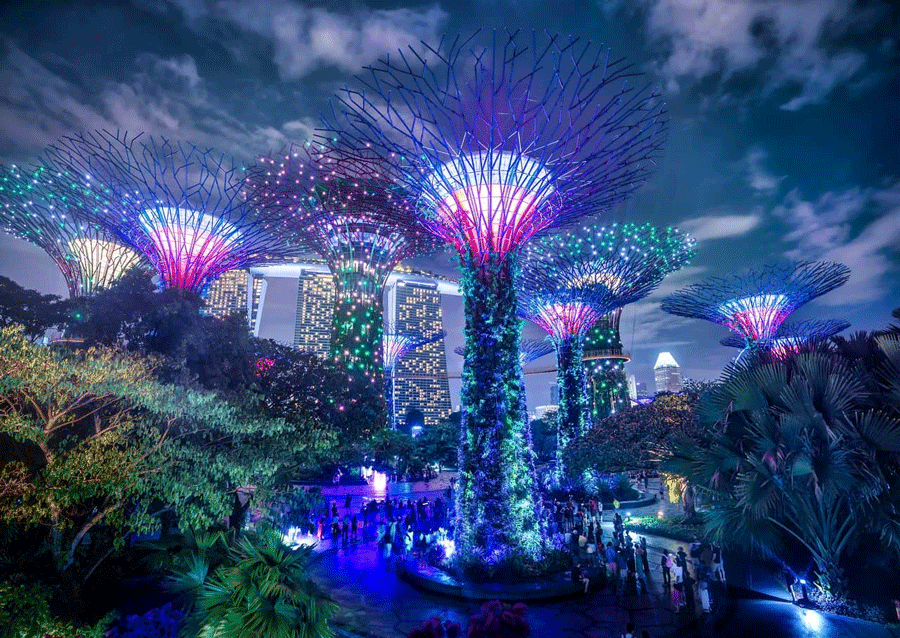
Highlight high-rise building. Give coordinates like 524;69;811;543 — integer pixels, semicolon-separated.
249;262;460;425
205;269;250;320
654;352;682;394
627;374;637;401
549;383;559;406
387;279;453;426
293;268;335;356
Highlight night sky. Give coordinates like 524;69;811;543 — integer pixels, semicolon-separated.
1;0;898;409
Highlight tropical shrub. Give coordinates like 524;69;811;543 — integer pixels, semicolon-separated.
173;528;337;638
664;336;900;600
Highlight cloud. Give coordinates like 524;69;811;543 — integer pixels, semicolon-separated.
170;0;448;80
636;0;872;109
0;39;295;161
773;181;900;304
678;212;762;241
744;146;782;193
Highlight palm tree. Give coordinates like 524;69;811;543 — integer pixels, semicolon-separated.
665;337;900;599
195;528;337;638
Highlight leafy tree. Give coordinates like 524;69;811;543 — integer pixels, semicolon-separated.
0;326;335;618
565;385;708;476
65;269;258;393
0;275;68;339
368;427;416;476
663;338;900;599
529;413;557;462
254;339;381;457
415;418;459;472
156;528;336;638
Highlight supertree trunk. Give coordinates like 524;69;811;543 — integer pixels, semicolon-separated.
554;335;589;480
456;251;542;563
385;374;397;430
329;271;386;421
589;361;630;421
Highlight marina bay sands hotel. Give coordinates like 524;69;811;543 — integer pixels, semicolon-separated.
205;264;460;427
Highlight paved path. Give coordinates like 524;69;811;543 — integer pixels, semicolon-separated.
298;476;900;638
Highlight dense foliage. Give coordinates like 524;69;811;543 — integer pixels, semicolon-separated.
664;333;900;600
565;383;710;476
0;325;335;629
0;274;68;339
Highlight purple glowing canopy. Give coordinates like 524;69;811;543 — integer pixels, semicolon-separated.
0;164;142;297
720;318;850;356
246;144;442;289
317;30;667;262
662;261;851;342
41;131;287;294
519;222;696;340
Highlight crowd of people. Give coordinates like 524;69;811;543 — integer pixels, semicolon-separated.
285;481;727;624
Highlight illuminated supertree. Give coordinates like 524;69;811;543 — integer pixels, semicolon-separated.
519;223;694;479
582;309;631;421
41;131;285;295
0;164;142;297
661;261;851;344
454;338;555;368
318;31;666;564
246;144;442;395
720;318;850;359
384;328;446;429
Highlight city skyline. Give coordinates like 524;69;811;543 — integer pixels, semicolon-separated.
0;0;897;395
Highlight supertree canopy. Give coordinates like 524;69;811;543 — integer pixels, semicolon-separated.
583;309;631;422
245;144;442;399
41;130;286;295
661;261;851;343
720;318;850;359
317;31;667;565
384;328;446;429
454;338;555;368
0;164;142;297
519;222;695;480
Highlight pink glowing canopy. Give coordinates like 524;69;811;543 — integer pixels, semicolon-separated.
526;300;606;342
139;207;240;291
718;293;792;341
422;151;554;259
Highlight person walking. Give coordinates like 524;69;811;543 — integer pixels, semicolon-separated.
661;550;672;586
620;621;636;638
672;561;684;609
712;544;725;582
635;545;648;593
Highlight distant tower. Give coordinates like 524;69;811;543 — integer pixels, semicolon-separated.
293;266;335;356
654;352;682;394
387;278;453;427
627;375;637;401
549;384;559;406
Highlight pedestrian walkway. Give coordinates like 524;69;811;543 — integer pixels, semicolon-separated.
298;476;899;638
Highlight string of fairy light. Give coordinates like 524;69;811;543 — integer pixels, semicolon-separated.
519;222;695;479
38;130;289;295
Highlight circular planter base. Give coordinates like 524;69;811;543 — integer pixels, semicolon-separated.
397;560;582;601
